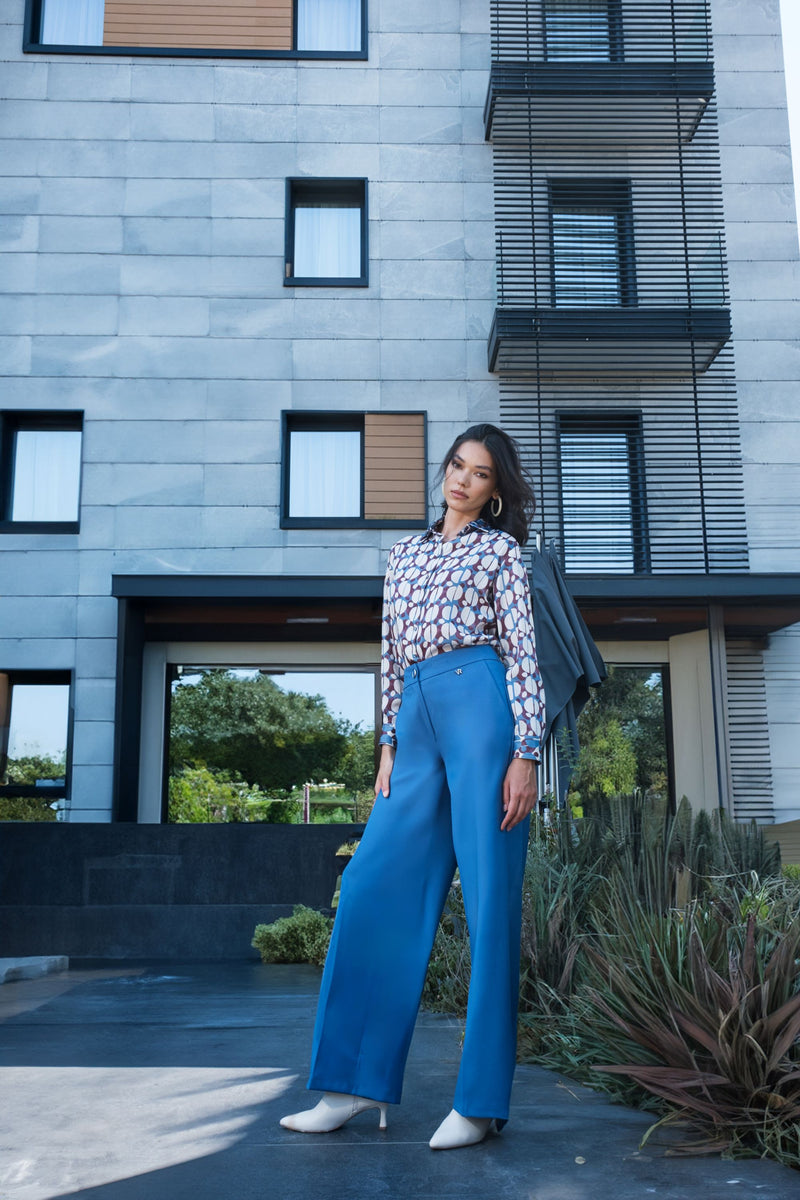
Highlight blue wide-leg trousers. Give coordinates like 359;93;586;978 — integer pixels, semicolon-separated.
307;644;530;1121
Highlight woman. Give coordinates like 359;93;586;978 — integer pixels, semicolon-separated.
280;423;545;1150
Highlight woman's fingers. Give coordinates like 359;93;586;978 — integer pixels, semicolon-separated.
374;747;395;798
500;761;538;830
501;792;534;831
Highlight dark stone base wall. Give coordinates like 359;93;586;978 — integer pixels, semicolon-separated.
0;823;363;960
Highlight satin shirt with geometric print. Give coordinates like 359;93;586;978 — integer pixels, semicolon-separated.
379;517;545;761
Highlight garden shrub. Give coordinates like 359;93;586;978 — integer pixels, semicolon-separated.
0;795;59;822
168;765;301;823
422;881;471;1016
420;794;800;1169
252;905;332;967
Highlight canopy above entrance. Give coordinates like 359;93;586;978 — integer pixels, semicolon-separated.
566;574;800;640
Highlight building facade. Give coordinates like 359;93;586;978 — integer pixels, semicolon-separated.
1;0;799;836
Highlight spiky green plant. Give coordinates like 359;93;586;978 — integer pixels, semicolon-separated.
584;900;800;1165
422;881;472;1015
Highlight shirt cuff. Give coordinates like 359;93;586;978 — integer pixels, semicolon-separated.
513;736;540;761
379;730;397;749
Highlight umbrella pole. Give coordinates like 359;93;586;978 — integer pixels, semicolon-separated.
539;736;560;821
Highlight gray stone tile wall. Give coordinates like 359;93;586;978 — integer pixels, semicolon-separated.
0;0;496;819
713;0;800;822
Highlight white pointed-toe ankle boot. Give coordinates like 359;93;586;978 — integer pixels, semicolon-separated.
280;1092;389;1134
429;1108;498;1150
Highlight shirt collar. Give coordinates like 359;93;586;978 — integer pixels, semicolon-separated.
423;516;491;542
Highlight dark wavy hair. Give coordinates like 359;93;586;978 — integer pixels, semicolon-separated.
435;423;537;546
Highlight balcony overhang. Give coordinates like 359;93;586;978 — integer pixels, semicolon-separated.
111;575;384;642
484;61;714;143
488;307;731;375
566;574;800;641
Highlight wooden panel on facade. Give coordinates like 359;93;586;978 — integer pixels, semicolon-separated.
103;1;293;49
363;414;426;521
763;819;800;866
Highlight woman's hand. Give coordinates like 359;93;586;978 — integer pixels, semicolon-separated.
501;758;538;831
374;744;396;799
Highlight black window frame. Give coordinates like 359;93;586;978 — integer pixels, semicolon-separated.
543;0;623;63
557;410;650;574
0;411;83;535
549;178;636;308
285;178;369;288
280;410;428;530
23;0;368;60
0;669;73;803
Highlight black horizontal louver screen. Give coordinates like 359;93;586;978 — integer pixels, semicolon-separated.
725;644;775;824
550;179;634;307
543;0;618;62
558;413;648;573
490;0;745;574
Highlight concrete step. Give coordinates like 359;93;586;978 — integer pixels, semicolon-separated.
0;955;69;985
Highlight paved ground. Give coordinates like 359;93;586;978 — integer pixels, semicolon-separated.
0;961;796;1200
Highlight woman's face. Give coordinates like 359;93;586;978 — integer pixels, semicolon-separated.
443;439;499;522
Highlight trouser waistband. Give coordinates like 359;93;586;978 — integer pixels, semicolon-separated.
403;644;500;685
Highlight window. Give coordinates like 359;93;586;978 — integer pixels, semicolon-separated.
282;411;427;528
296;0;361;52
574;665;671;802
558;413;648;573
543;0;622;62
166;665;377;823
0;671;72;817
289;419;362;519
40;0;103;44
550;179;635;307
25;0;366;57
1;412;83;532
285;179;368;287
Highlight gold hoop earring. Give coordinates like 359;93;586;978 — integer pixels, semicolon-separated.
491;495;503;518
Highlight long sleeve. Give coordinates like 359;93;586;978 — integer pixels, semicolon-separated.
379;547;403;748
493;539;545;760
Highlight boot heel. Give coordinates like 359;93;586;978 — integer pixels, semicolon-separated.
281;1093;389;1134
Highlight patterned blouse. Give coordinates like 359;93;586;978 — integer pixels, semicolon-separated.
379;517;545;760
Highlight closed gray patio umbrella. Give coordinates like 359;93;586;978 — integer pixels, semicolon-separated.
531;543;607;808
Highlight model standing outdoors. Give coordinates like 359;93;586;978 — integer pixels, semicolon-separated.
281;423;545;1150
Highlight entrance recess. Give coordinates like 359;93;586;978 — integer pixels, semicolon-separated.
139;643;379;823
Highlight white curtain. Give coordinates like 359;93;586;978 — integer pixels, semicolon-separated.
11;430;82;522
294;206;362;278
41;0;105;46
289;430;361;517
297;0;361;51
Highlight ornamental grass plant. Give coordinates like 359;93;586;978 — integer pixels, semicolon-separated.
584;882;800;1165
422;794;800;1170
